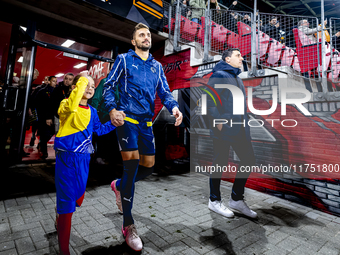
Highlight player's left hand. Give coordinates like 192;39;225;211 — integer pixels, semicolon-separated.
172;107;183;126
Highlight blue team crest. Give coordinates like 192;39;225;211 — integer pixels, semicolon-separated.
151;67;156;73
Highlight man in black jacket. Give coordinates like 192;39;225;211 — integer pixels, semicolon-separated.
263;16;281;41
206;48;257;218
28;76;49;146
35;76;58;159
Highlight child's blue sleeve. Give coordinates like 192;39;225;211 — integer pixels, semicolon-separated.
92;109;116;136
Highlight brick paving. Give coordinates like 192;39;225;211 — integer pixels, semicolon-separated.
0;163;340;255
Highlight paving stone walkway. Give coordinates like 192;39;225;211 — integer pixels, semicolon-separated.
0;164;340;255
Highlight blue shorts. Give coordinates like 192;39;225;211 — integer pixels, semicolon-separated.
116;116;155;155
55;150;91;214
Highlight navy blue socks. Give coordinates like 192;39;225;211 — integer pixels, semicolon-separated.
120;159;139;227
115;160;154;227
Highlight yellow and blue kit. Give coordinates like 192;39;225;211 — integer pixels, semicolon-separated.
54;77;116;214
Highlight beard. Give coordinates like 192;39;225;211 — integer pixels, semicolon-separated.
136;41;151;51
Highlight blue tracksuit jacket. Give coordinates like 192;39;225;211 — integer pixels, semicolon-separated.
103;49;179;119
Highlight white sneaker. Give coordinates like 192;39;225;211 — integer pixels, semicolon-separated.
208;199;234;218
122;224;143;251
228;198;257;218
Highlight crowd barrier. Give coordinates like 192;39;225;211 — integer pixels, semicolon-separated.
163;3;340;91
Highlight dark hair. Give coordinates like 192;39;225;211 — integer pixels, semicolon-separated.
64;72;74;77
222;48;240;61
48;76;56;81
131;23;150;40
72;75;81;85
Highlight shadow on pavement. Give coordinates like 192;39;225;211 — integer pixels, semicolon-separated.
257;205;326;227
199;227;237;255
44;231;58;254
0;163;57;200
102;212;240;255
82;242;142;255
1;159;189;201
0;162;122;200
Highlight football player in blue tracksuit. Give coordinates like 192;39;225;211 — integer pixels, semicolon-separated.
103;23;183;251
55;72;116;255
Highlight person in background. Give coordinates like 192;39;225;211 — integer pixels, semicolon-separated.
33;69;39;82
243;14;251;26
190;0;205;24
51;73;74;133
298;19;340;48
35;76;58;159
43;76;50;86
206;48;258;219
222;0;239;33
263;16;281;41
28;76;49;146
20;69;39;156
90;73;122;167
224;11;239;33
171;0;191;18
298;19;327;43
208;0;221;24
67;75;81;97
226;0;237;10
186;0;191;19
91;75;111;165
257;19;263;30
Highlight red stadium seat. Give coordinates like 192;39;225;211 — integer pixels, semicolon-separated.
292;54;301;72
201;17;206;31
196;23;204;44
280;46;295;67
238;22;272;62
317;41;331;74
266;39;284;66
257;31;270;59
211;21;228;51
180;16;200;42
237;22;252;56
237;21;251;36
293;28;330;73
170;18;176;35
328;53;340;83
237;22;271;59
226;29;239;49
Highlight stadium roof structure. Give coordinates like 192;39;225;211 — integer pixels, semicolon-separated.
240;0;340;18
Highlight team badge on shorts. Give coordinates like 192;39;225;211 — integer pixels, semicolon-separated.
151;67;156;73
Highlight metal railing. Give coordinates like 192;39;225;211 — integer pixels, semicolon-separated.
209;9;253;66
163;1;171;31
257;13;320;79
330;18;340;86
167;4;206;51
163;2;340;92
